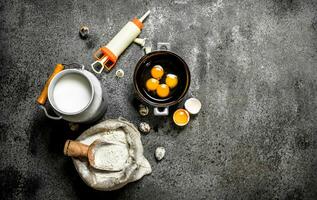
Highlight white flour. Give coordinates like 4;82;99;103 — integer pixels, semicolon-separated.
73;119;152;191
93;142;129;171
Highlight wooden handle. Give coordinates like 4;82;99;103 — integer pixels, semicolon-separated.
64;140;89;158
36;64;64;105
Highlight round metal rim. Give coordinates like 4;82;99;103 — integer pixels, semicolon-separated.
48;69;95;115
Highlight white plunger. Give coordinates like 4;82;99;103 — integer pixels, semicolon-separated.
91;11;151;73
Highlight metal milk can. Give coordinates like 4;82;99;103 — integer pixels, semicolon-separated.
37;63;107;123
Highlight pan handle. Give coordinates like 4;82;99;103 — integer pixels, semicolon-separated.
154;42;171;116
157;42;170;51
154;107;169;116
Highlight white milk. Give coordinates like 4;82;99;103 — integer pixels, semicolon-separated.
53;74;92;113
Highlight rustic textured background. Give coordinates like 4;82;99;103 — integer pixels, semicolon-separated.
1;0;317;199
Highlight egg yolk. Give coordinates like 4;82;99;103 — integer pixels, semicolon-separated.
156;84;170;98
146;78;159;91
173;109;189;126
165;74;178;89
151;65;164;80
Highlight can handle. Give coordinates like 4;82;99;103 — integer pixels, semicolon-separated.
65;63;85;71
37;64;64;120
154;107;169;116
37;64;64;105
39;105;62;120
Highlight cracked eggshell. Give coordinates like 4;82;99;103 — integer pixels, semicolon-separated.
79;26;89;39
69;122;79;131
184;98;202;115
139;122;151;133
115;69;124;78
138;104;149;116
155;147;166;161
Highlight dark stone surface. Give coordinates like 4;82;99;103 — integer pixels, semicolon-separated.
1;0;317;199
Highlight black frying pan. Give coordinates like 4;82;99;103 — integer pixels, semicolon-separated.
133;50;190;116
